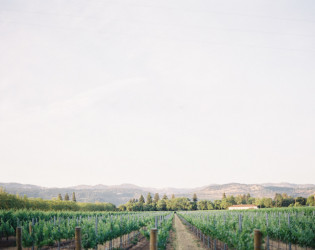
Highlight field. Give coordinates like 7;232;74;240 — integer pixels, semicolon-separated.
0;210;173;249
0;207;315;249
178;207;315;249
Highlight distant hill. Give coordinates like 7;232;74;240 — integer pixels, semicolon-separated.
0;182;314;206
190;183;315;201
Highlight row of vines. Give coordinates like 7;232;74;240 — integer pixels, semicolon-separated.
178;207;315;249
0;209;174;249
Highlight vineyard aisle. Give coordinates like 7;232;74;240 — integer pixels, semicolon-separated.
169;214;207;250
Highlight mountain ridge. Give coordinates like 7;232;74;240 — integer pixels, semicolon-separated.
1;182;314;206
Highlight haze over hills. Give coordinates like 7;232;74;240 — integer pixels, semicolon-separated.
0;182;314;206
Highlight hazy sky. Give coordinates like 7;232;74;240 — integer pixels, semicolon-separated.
0;0;314;188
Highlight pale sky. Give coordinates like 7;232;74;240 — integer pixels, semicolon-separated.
0;0;314;188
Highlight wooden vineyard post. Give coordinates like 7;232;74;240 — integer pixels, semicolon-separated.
150;228;158;250
75;227;82;250
254;229;262;250
16;227;22;250
208;236;210;248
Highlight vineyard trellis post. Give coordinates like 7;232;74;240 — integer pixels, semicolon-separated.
150;228;158;250
266;213;270;250
16;226;22;250
95;216;98;250
75;226;82;250
254;229;262;250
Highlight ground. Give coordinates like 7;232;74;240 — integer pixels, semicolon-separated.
0;215;209;250
167;214;207;250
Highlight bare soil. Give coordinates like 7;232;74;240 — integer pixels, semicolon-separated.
268;239;315;250
0;236;16;249
166;218;176;250
169;214;207;250
127;234;149;250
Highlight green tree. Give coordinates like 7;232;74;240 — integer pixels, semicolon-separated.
138;195;145;211
72;192;76;202
245;193;251;203
248;197;256;204
220;195;236;209
295;197;306;206
197;200;207;210
221;199;232;209
282;197;295;207
214;200;222;210
193;193;198;202
153;193;160;203
306;195;315;206
125;201;134;211
226;195;236;205
274;193;283;207
162;194;168;200
157;199;167;211
64;193;69;201
171;194;175;199
57;194;63;201
167;197;192;211
146;193;153;204
144;203;154;211
207;201;214;210
222;192;226;199
192;193;198;210
118;204;126;211
235;194;247;204
282;193;289;199
139;195;145;204
262;198;273;208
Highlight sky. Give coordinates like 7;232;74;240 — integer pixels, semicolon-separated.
0;0;314;188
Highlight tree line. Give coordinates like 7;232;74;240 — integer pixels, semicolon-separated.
56;192;76;202
118;193;198;211
1;187;314;212
0;188;115;211
118;192;315;211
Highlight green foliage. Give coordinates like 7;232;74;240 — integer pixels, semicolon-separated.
118;204;126;211
306;195;315;206
140;213;174;250
72;192;77;202
64;193;69;201
221;195;236;210
57;194;63;201
274;193;284;207
1;209;171;248
146;193;153;204
295;197;306;206
157;199;167;211
154;193;160;204
0;190;115;212
179;207;315;249
0;218;15;240
192;194;198;210
197;200;208;210
167;197;192;211
139;195;145;204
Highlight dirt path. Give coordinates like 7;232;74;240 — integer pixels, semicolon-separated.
170;214;207;250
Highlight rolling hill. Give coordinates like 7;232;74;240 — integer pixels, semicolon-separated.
0;182;314;206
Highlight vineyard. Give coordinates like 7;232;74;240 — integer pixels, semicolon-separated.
0;207;315;249
178;207;315;249
0;210;173;249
